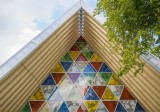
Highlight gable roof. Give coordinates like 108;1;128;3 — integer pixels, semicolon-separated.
0;1;160;112
0;0;159;80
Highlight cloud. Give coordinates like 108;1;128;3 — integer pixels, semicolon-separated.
0;0;96;66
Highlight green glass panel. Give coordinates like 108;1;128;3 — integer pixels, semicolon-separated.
20;102;31;112
76;43;87;50
99;73;112;84
61;53;73;61
83;52;94;60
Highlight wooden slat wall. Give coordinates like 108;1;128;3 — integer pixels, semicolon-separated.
0;13;79;112
84;12;160;112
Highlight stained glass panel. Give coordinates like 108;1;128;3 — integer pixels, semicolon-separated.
21;36;146;112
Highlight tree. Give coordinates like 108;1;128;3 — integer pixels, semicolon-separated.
94;0;160;77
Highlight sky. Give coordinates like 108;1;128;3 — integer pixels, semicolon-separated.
0;0;97;66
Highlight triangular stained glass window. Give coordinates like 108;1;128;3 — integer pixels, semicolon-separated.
84;101;100;112
29;101;44;112
77;102;88;112
58;102;69;112
23;36;145;112
84;87;100;100
61;53;73;61
20;102;31;112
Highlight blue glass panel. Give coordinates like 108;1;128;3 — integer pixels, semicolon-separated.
115;102;126;112
42;74;56;85
61;62;73;71
58;102;69;112
84;87;99;100
83;63;96;72
99;63;112;72
135;102;146;112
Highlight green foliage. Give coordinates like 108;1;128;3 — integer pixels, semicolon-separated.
94;0;160;77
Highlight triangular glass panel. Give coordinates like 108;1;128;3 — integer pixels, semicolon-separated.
77;102;89;112
83;73;96;85
61;52;73;61
92;74;106;86
92;86;106;99
69;52;80;60
102;87;118;100
120;87;135;100
76;43;88;50
83;52;94;60
58;102;69;112
69;44;80;51
41;85;56;100
68;73;81;84
58;75;72;86
51;73;65;84
99;63;112;72
75;86;90;99
108;85;124;100
29;101;44;112
75;74;88;86
48;86;63;101
48;101;63;112
135;102;146;112
58;86;73;100
76;53;88;61
108;74;123;85
82;44;94;52
61;62;73;72
29;88;45;100
115;102;127;112
52;63;65;73
90;53;102;61
39;102;50;112
66;87;81;101
103;101;118;112
120;100;137;112
90;62;103;72
76;36;87;42
41;74;56;85
84;87;100;100
84;101;100;112
96;101;108;112
83;63;96;73
20;102;31;112
76;61;88;72
66;101;81;112
67;62;81;73
99;73;112;84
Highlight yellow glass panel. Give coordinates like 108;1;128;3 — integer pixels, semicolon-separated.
52;63;65;72
102;87;118;100
58;74;67;86
90;53;103;61
69;52;80;60
108;74;123;85
39;102;50;112
30;88;45;100
84;101;100;112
